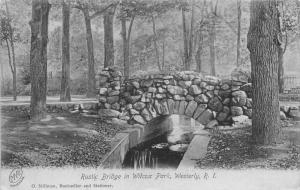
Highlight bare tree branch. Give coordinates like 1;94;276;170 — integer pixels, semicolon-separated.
89;3;115;20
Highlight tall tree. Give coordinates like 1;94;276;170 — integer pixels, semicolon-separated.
277;0;299;93
2;0;17;100
120;4;135;79
82;7;96;98
195;0;207;72
74;2;115;97
195;29;203;72
29;0;51;121
236;0;241;66
60;0;71;102
182;4;195;71
209;0;218;76
247;0;281;144
103;6;115;68
151;15;162;71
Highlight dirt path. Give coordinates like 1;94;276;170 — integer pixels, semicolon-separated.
0;95;97;106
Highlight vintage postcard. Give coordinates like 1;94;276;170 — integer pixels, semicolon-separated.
1;0;300;189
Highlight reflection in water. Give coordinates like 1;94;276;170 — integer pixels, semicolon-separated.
123;115;204;169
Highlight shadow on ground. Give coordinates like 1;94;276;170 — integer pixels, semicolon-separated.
1;111;125;168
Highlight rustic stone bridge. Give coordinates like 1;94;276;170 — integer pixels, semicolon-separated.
98;68;252;127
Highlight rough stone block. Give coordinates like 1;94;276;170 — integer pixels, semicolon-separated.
179;101;188;115
133;115;147;125
195;94;209;103
193;104;207;119
167;99;175;114
196;109;213;125
107;96;119;104
232;90;247;106
98;109;121;117
141;108;153;121
189;85;202;95
208;97;223;112
185;100;198;117
174;101;181;114
133;102;146;111
231;106;243;116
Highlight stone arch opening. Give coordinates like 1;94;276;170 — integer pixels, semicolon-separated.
142;114;204;145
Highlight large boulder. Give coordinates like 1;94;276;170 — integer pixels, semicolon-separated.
280;105;290;114
131;81;140;89
107;96;119;104
194;94;209;103
196;109;213;125
280;111;287;120
216;112;228;122
208;97;223;112
240;83;252;98
204;75;220;85
141;79;153;87
231;106;243;116
193;104;207;119
141;108;153;121
179;101;188;115
189;85;202;95
231;90;247;107
133;115;147;125
133;102;146;111
178;80;192;88
232;115;252;129
185;101;198;117
288;107;300;121
99;88;108;95
167;85;186;95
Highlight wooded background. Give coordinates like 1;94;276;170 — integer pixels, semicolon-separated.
0;0;299;97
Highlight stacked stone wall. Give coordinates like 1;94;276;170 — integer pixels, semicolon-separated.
98;68;253;127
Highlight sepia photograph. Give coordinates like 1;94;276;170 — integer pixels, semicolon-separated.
0;0;300;189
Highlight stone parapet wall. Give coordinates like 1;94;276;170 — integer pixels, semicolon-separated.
1;102;98;114
98;68;252;127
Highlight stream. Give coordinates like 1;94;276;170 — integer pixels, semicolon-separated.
122;115;203;169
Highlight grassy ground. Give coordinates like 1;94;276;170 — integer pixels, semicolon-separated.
1;110;125;168
196;121;300;169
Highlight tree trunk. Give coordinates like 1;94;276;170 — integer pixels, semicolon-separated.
278;46;284;93
60;0;71;102
1;57;4;95
296;0;300;71
151;15;162;71
209;17;216;76
121;18;129;79
247;0;281;144
236;0;241;66
162;41;165;70
29;0;51;121
103;8;114;68
11;40;16;101
83;8;96;98
5;0;16;101
195;30;203;72
182;8;189;70
187;4;195;70
121;16;134;79
5;39;15;99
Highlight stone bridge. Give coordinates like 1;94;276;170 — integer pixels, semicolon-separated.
98;68;252;128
